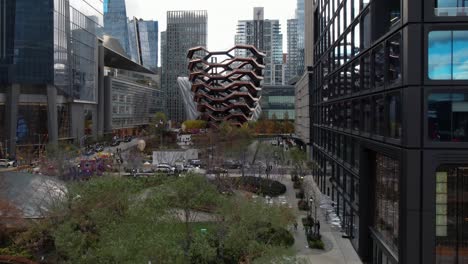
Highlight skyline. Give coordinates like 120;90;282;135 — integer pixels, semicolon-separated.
125;0;297;65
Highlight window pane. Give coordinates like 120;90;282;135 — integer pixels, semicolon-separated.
435;0;468;16
374;45;385;87
429;31;453;80
388;93;402;139
453;31;468;79
428;93;468;142
388;34;402;84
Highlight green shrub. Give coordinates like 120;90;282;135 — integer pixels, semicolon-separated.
308;239;325;250
257;227;295;247
230;176;287;197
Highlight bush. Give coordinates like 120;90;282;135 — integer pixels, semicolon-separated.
257;226;295;247
308;238;325;250
228;176;287;197
297;200;310;211
293;181;302;189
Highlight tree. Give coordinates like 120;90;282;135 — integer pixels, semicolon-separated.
163;174;220;260
150;112;168;148
283;111;290;121
45;143;79;178
289;147;307;177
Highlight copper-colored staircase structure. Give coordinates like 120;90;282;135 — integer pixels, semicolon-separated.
187;45;265;127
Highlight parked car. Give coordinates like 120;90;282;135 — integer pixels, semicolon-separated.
123;136;133;142
0;159;16;168
223;160;242;169
155;164;175;174
189;159;202;167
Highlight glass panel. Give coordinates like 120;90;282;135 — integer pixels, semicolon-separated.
363;54;371;90
374;45;385;88
435;0;468;16
428;31;453;80
388;34;402;84
388;93;402;139
428;93;468;142
452;31;468;80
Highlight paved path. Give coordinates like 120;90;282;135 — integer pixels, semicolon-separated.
281;175;362;264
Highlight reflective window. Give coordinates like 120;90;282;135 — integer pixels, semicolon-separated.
374;153;400;255
363;98;372;132
388;93;402;139
428;30;468;80
374;96;386;136
363;54;371;90
353;99;361;131
374;45;385;88
388;33;402;84
435;166;468;264
435;0;468;16
428;93;468;141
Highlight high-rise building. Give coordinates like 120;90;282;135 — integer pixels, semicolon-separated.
286;0;306;84
286;19;300;83
104;0;130;55
0;0;105;157
294;0;314;152
309;1;468;264
128;18;159;71
235;7;283;85
161;10;207;122
0;1;160;159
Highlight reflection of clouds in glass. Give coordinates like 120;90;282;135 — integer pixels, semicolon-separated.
428;30;468;80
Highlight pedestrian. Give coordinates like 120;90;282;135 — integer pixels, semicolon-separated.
316;220;321;234
294;222;298;231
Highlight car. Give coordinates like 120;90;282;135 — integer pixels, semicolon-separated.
155;164;175;174
223;160;242;169
0;159;16;168
189;159;203;167
123;136;133;142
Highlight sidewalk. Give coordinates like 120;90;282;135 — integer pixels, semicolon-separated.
282;176;362;264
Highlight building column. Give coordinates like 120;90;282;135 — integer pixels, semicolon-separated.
70;103;84;146
5;84;19;158
104;77;112;134
97;42;105;137
47;85;58;144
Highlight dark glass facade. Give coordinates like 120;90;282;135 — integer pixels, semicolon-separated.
260;85;296;120
128;19;159;71
309;0;468;264
161;10;207;122
104;0;129;54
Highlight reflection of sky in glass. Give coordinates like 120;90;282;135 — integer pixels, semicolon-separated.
453;31;468;79
429;31;452;80
429;31;468;80
104;0;108;13
437;0;464;7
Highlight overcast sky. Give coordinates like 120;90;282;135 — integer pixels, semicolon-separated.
126;0;297;55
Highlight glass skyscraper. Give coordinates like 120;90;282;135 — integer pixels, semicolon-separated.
104;0;130;55
128;18;159;71
0;0;103;157
161;10;207;122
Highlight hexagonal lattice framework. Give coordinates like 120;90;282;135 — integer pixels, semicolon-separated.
187;45;266;127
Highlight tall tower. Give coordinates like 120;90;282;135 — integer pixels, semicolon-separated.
235;8;283;85
104;0;130;55
128;18;159;71
161;10;207;122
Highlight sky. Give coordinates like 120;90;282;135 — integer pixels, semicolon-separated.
126;0;297;55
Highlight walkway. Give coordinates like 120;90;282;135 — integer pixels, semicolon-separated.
281;175;362;264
